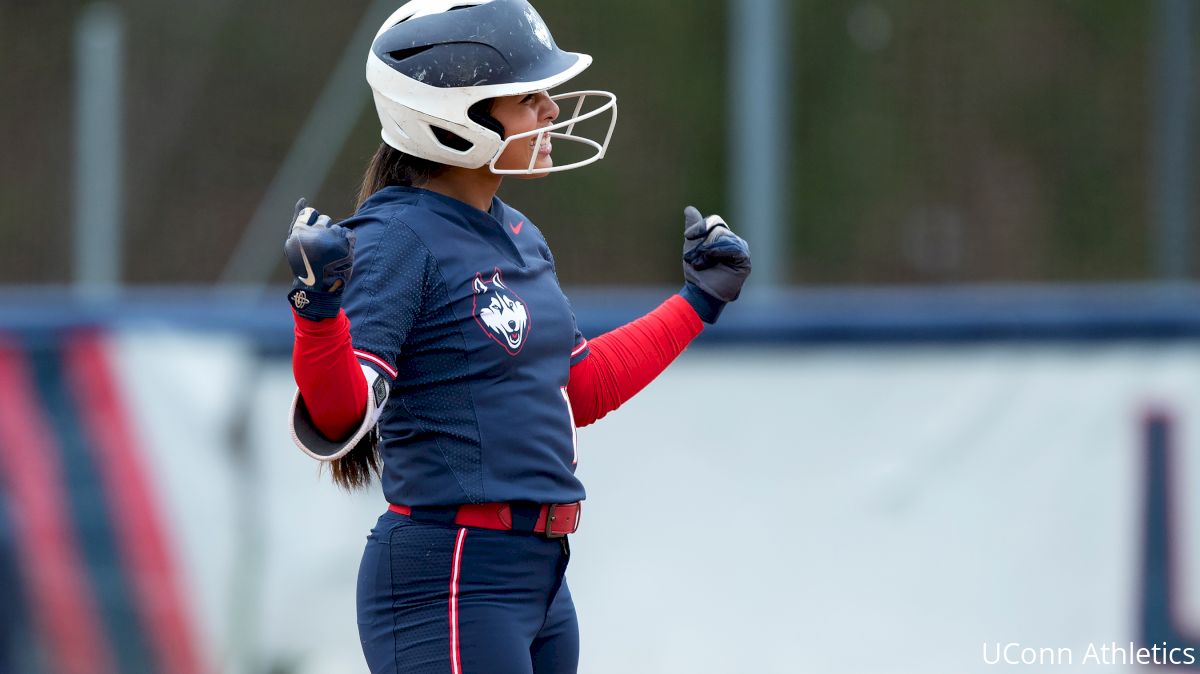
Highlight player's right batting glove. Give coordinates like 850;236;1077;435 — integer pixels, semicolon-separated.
679;205;752;324
284;198;355;321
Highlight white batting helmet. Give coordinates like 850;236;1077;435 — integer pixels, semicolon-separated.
366;0;618;174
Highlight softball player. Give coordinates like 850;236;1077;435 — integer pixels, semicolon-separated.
285;1;751;672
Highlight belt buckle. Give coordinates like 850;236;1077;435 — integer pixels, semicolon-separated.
543;503;565;539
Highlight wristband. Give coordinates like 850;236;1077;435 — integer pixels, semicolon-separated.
679;282;726;324
289;287;343;321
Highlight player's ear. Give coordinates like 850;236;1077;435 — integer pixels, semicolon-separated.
473;274;488;293
491;268;505;288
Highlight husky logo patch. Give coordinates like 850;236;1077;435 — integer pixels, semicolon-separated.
472;268;530;355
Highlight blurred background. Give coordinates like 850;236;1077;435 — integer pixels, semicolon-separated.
4;0;1200;672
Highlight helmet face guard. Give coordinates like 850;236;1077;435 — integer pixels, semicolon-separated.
366;0;617;173
489;90;618;175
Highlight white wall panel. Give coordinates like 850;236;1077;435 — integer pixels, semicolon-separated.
110;336;1200;673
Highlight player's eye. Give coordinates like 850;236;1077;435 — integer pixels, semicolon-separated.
520;94;536;104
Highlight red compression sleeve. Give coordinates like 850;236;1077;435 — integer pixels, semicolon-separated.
292;309;367;441
566;294;704;427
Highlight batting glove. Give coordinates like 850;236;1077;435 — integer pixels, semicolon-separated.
284;198;355;321
679;205;751;324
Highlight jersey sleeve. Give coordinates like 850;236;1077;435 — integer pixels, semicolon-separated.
535;235;589;365
568;313;589;366
341;217;430;379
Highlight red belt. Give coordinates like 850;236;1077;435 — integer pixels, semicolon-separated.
388;501;581;538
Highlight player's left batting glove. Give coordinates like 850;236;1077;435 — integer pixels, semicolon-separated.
284;198;355;321
679;205;751;324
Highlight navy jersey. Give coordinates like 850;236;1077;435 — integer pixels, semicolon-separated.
341;186;589;506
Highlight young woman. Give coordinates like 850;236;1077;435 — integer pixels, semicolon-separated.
284;1;751;672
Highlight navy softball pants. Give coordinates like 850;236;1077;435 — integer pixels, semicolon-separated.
357;509;578;674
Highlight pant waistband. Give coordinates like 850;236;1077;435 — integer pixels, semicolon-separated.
388;501;581;538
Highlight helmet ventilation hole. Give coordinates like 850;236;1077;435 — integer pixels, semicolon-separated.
387;45;437;62
432;126;474;152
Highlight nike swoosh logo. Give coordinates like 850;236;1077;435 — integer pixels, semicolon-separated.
509;219;524;235
297;242;317;285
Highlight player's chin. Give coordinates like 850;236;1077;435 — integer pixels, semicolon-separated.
514;156;554;180
494;150;553;179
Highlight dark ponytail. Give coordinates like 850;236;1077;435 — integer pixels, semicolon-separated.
327;430;382;491
355;143;444;208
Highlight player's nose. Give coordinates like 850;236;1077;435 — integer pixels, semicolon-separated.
540;92;559;123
